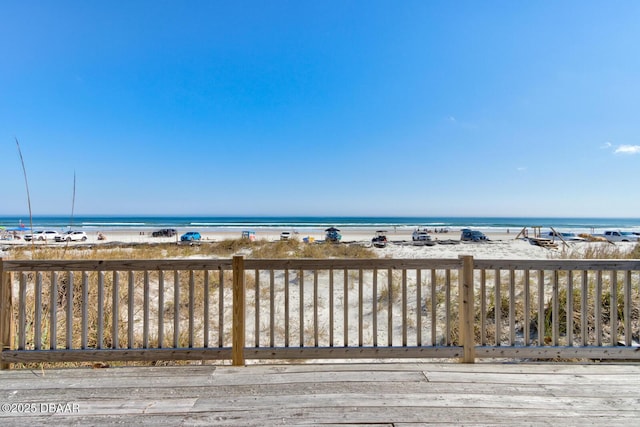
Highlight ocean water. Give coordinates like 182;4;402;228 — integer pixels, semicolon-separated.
1;216;639;234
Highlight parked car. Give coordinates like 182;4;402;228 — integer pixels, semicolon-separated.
152;228;177;237
24;230;60;241
412;228;432;242
460;229;488;242
594;230;640;242
55;231;88;242
180;231;201;242
371;230;388;248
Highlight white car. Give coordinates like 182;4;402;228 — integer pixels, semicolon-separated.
56;231;88;242
412;228;432;242
599;230;639;242
24;230;60;241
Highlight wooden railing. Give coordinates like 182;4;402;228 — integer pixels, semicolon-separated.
1;256;639;368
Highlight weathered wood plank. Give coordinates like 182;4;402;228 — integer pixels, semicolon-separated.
0;363;639;425
476;346;640;359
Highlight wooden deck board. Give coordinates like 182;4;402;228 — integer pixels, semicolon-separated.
1;363;639;425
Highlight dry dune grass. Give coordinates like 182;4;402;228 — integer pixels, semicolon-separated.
7;238;377;261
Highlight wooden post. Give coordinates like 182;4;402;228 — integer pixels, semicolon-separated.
0;258;14;370
459;255;475;363
232;256;245;366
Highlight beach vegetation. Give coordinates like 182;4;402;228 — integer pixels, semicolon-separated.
559;242;640;259
6;238;376;260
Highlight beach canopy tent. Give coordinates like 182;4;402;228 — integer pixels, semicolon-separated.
241;230;256;241
2;225;30;240
6;226;31;231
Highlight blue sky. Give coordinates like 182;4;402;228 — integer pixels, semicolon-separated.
2;1;639;217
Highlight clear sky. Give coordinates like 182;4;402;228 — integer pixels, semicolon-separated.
2;1;639;217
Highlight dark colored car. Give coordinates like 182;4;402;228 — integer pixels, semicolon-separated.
180;231;201;241
152;228;177;237
460;229;488;242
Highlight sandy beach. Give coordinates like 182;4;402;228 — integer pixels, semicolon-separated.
2;227;636;260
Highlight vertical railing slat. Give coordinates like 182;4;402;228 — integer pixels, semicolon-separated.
595;270;602;347
82;272;89;349
459;255;475;363
329;268;334;347
35;273;42;350
401;268;407;347
269;269;274;348
624;270;632;347
0;260;13;370
509;269;515;346
203;270;210;348
387;268;392;347
97;271;104;349
416;268;422;346
552;271;559;347
284;269;289;347
218;269;224;348
567;270;574;346
112;271;119;349
537;270;544;346
523;269;530;346
66;271;74;350
158;271;164;349
359;269;364;347
232;256;245;366
18;273;26;350
480;269;486;346
255;269;260;348
173;271;180;348
314;269;319;347
299;269;304;347
430;269;437;346
611;271;618;346
445;269;451;346
372;268;378;347
189;270;195;348
344;268;349;347
143;271;149;349
128;271;134;349
50;272;58;350
494;269;500;347
581;270;588;347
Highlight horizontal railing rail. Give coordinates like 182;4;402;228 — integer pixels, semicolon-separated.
1;256;639;368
